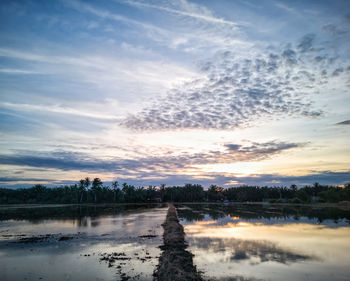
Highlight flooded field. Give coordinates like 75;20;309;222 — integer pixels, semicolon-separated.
1;203;350;281
0;204;167;281
177;204;350;281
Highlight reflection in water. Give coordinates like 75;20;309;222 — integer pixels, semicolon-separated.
178;204;350;281
0;204;167;281
0;203;166;223
208;276;264;281
177;203;350;225
186;236;313;264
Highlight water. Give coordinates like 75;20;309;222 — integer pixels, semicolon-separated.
177;203;350;281
1;203;350;281
0;204;167;281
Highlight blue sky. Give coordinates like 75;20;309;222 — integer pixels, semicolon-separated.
0;0;349;188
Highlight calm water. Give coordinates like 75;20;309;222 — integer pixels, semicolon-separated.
177;204;350;281
1;204;350;281
0;204;167;281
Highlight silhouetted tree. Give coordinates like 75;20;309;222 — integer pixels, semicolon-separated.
1;179;349;205
112;180;119;203
91;178;103;203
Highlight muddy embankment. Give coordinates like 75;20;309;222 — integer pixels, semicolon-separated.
154;204;203;281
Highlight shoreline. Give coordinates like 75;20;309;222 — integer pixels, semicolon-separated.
1;201;349;210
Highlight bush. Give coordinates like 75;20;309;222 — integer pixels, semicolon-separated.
290;197;303;204
338;201;350;205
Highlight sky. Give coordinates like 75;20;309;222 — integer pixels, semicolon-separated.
0;0;349;188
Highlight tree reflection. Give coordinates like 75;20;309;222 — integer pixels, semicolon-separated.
176;204;350;225
0;204;166;223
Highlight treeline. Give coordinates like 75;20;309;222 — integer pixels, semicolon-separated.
0;178;349;204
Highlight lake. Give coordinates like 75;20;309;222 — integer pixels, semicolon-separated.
1;203;350;281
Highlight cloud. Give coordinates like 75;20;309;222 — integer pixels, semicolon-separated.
274;2;298;14
224;144;241;151
297;33;316;52
225;141;301;155
64;0;163;33
64;0;249;55
122;0;243;27
2;169;349;189
187;237;313;264
0;177;52;183
228;171;350;187
345;13;350;22
0;68;40;74
121;31;350;131
336;120;350;125
323;24;347;36
0;140;302;183
0;102;121;121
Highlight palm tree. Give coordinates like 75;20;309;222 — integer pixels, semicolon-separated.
160;184;166;201
91;178;102;203
79;177;90;203
112;180;119;202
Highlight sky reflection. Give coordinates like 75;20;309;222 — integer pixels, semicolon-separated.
179;204;350;281
0;204;167;281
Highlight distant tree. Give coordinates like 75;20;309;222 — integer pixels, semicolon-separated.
1;178;349;205
91;178;103;203
122;183;136;202
290;184;297;195
112;180;119;203
79;177;91;203
207;185;223;201
79;179;85;203
160;184;166;201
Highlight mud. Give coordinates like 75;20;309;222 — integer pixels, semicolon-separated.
13;233;81;243
139;235;158;238
98;251;158;280
154;204;203;281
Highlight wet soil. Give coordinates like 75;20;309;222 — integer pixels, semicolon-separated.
5;233;80;243
154;204;203;281
139;235;158;238
98;250;158;280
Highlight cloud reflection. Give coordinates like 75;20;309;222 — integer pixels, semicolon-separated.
186;236;314;264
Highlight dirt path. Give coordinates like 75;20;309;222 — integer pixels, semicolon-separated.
154;204;203;281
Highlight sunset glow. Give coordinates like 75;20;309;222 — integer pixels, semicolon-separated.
0;0;349;187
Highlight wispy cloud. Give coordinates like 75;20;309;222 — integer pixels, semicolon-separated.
0;68;40;74
224;141;302;155
0;102;122;120
122;0;244;27
0;47;197;104
62;0;250;54
63;0;171;40
274;2;299;15
0;47;91;66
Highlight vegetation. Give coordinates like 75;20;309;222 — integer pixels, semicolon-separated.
0;178;349;204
